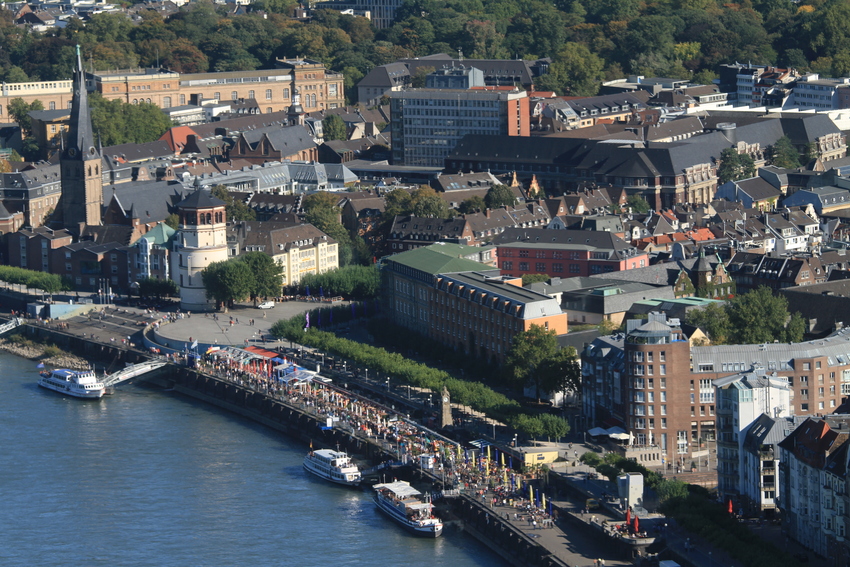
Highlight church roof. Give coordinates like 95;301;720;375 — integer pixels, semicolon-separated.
62;45;97;160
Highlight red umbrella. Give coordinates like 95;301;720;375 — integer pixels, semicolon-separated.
633;515;639;534
625;508;631;526
728;499;734;515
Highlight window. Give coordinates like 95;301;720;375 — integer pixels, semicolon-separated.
569;264;581;273
535;262;546;272
179;94;186;105
502;261;513;270
231;91;238;100
249;90;255;99
163;96;172;108
266;89;273;100
214;92;221;101
519;262;529;271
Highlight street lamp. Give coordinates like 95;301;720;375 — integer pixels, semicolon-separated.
512;433;518;448
386;378;390;391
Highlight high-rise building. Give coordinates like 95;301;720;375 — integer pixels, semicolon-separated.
389;88;529;167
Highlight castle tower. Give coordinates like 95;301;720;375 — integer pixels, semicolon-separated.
60;45;102;232
171;186;228;312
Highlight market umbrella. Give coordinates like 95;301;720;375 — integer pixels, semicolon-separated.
529;485;534;503
633;515;639;534
541;493;546;510
625;508;631;525
306;285;310;297
728;499;734;515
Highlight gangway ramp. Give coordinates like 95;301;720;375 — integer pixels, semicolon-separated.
0;317;22;336
103;360;167;387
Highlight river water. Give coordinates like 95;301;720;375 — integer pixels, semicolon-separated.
0;351;502;566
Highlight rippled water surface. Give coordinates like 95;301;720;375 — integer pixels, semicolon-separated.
0;352;502;566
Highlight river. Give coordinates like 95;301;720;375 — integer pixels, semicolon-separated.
0;351;503;566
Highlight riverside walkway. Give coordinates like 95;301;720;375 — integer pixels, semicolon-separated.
0;294;803;567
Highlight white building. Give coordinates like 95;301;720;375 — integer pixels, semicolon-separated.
171;187;229;312
715;369;792;515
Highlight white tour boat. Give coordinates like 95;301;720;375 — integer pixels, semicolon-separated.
373;480;443;537
303;449;362;486
38;368;106;399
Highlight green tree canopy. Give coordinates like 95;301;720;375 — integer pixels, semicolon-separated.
537;347;582;405
211;185;256;221
322;114;347;141
239;251;283;302
627;195;651;214
521;274;550;286
8;97;44;136
505;325;559;393
484;185;516;209
458;196;486;214
718;148;756;185
686;287;805;345
89;92;173;146
769;136;801;169
201;259;255;308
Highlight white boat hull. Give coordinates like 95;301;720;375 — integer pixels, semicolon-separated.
37;378;105;399
303;461;361;486
374;493;443;537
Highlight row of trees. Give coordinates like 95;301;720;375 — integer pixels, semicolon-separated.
685;286;806;345
269;313;571;440
0;265;71;298
297;265;381;300
201;252;282;308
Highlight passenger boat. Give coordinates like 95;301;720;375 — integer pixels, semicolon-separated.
373;480;443;537
37;368;106;399
303;449;362;486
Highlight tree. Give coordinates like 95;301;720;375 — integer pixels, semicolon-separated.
484;185;516;209
458;196;486;214
302;191;339;212
239;251;283;303
8;98;44;136
627;195;651;214
769;136;800;169
535;42;604;96
726;286;805;344
655;478;689;506
164;213;180;230
137;277;178;299
685;302;732;344
522;274;550;286
201;259;255;309
505;324;559;393
537;347;582;406
717;148;755;184
89;92;173;146
210;185;256;221
322;114;347;141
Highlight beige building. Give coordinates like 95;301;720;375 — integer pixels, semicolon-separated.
0;59;345;118
228;221;338;288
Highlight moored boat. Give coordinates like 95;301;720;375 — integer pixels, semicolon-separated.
373;480;443;537
37;368;106;399
303;448;362;486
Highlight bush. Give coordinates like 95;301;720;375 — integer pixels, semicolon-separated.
42;345;62;358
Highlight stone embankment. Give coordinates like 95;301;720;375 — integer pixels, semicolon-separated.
0;338;90;369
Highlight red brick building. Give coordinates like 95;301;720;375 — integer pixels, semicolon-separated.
493;228;648;278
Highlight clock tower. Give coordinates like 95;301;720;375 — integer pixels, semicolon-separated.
440;386;452;429
59;45;102;232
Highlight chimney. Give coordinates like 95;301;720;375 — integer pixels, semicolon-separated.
485;209;491;218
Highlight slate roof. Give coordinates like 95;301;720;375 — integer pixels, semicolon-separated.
437;271;564;319
735;177;783;202
240;124;316;156
106;181;187;224
492;227;640;260
588;257;703;286
176;188;225;210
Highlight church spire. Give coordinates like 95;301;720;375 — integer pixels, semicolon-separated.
63;44;96;160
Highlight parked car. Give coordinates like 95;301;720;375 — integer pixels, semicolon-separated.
257;301;275;309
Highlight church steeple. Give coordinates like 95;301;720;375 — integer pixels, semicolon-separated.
64;45;97;161
59;44;103;231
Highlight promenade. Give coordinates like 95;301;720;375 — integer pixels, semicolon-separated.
0;292;811;567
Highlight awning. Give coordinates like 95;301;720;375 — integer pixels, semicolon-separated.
607;426;627;436
588;427;609;437
609;432;630;441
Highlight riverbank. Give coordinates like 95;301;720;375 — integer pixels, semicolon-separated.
0;336;90;369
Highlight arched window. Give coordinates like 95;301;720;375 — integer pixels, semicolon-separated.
132;99;138;105
206;213;212;224
267;108;272;113
163;97;172;108
146;98;151;104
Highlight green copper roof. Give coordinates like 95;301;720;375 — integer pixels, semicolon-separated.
385;245;490;274
138;222;176;246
